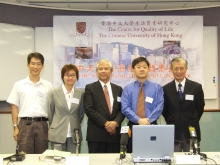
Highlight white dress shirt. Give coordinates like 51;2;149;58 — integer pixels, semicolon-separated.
175;78;186;93
7;76;53;117
62;84;74;138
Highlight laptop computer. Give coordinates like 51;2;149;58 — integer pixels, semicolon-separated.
132;125;174;163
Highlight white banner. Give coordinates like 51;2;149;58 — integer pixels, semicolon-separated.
53;16;203;88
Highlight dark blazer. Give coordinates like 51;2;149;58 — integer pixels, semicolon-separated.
47;86;84;143
84;81;124;143
162;78;205;143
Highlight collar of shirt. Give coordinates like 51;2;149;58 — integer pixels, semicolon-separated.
135;79;149;87
24;76;43;85
175;78;186;92
99;80;111;89
62;84;74;97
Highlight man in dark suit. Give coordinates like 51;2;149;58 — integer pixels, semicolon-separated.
84;59;124;153
163;57;205;152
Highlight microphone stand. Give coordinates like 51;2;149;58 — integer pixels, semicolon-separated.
74;129;80;156
191;138;199;155
76;142;79;156
191;139;207;159
10;121;31;161
119;145;126;165
188;126;206;159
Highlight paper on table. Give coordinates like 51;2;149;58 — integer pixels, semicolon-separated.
66;156;89;165
40;156;66;162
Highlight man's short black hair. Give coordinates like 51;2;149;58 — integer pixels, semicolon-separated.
132;57;150;69
27;52;44;65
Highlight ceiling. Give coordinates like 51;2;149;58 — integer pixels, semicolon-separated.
1;0;220;12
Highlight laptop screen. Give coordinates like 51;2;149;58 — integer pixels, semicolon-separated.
132;125;174;163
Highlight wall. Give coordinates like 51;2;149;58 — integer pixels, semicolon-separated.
0;114;15;154
0;23;34;100
203;26;218;99
0;3;220;154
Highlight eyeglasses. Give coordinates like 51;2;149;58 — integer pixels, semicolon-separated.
30;62;42;67
98;67;110;71
135;66;148;69
173;67;185;72
64;74;76;78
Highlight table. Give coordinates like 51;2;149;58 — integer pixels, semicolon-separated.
2;152;220;165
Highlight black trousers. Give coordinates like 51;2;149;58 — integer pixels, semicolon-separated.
127;120;157;153
88;141;120;153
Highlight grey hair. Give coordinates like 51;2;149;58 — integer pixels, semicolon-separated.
96;59;113;71
171;57;188;68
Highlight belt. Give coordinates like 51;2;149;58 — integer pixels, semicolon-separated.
21;117;48;121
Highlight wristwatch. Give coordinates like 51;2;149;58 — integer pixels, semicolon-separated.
13;124;18;127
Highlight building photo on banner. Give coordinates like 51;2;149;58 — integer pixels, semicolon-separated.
53;16;204;90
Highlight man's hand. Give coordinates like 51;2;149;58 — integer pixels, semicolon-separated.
138;118;150;125
104;121;118;134
13;128;19;141
11;104;19;141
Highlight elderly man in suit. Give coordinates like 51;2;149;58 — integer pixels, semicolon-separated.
162;57;205;152
84;59;124;153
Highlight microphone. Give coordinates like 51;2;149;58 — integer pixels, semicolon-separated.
119;126;130;165
189;126;197;138
189;126;200;155
11;121;32;161
74;129;80;156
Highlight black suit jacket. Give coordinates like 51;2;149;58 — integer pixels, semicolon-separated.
162;78;205;143
84;81;124;143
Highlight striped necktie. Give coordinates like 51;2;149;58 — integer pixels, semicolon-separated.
103;85;111;114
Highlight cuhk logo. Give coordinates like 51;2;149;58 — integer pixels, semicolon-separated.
76;22;86;34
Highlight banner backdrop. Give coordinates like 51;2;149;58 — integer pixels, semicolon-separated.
53;16;203;88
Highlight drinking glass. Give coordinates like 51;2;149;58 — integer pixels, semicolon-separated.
0;157;3;165
53;144;62;163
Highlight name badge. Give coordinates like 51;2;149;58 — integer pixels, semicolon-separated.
145;97;153;103
185;94;194;100
117;96;121;102
120;126;129;133
38;91;45;98
71;98;79;104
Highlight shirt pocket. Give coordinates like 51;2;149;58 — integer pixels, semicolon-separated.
37;90;46;105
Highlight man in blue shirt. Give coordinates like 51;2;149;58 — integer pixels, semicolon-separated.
121;57;164;153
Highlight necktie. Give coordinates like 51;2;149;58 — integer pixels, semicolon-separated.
136;83;145;118
178;83;183;100
103;85;111;114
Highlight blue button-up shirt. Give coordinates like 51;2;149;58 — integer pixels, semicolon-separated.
121;80;164;124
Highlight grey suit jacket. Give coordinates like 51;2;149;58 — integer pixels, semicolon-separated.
47;86;84;143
